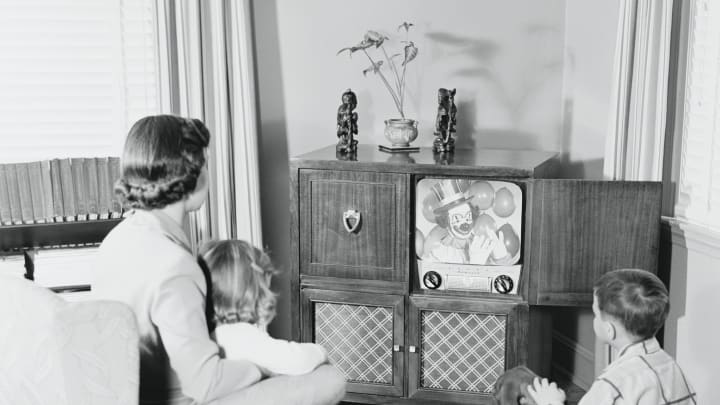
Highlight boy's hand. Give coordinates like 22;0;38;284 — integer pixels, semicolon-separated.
527;377;566;405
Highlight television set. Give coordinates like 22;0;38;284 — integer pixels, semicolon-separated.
415;178;523;294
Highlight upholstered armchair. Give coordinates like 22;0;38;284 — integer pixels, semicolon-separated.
0;276;139;405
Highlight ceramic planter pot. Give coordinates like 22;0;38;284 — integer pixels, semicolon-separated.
384;118;418;147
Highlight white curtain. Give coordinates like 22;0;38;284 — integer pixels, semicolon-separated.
156;0;262;250
599;0;675;371
604;0;674;181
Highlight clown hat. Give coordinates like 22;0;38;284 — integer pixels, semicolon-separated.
430;179;471;214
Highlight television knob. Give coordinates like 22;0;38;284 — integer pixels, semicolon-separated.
423;271;442;290
493;275;514;294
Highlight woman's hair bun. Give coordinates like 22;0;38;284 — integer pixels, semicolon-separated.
117;115;210;209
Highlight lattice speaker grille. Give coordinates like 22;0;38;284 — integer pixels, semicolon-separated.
420;310;506;393
315;302;393;384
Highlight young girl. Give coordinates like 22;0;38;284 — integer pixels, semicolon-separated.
200;240;328;376
93;115;345;405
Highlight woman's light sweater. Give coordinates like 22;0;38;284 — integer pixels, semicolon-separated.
93;209;261;405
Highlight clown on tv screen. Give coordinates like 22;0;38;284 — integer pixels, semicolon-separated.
415;178;522;266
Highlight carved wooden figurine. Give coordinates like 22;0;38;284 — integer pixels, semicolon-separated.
433;88;457;153
336;89;359;154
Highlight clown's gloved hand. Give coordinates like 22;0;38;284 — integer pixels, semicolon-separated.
469;234;493;264
487;229;510;263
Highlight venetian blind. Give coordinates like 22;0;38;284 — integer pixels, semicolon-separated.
0;0;160;163
676;0;720;230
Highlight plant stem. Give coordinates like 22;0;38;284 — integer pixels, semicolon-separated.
362;49;403;117
400;61;408;114
400;30;409;113
380;44;402;97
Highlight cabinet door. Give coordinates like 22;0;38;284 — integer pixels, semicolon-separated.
528;180;661;306
301;289;405;397
299;170;408;282
407;297;527;404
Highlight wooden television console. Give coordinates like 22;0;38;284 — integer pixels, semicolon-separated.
289;145;660;404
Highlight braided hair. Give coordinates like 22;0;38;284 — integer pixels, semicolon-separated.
116;115;210;209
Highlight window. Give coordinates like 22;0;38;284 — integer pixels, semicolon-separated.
676;0;720;230
0;0;161;163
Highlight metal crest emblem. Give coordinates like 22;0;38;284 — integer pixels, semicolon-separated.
342;209;361;233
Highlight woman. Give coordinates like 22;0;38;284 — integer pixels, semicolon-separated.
93;115;345;405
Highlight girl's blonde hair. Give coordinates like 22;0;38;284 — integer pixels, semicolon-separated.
199;240;277;326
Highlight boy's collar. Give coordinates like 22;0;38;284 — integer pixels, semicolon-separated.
600;337;661;375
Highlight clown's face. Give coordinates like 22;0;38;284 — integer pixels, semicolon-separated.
447;203;474;239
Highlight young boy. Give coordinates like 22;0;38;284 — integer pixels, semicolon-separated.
528;268;696;405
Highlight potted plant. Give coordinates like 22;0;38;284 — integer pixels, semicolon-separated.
338;22;419;150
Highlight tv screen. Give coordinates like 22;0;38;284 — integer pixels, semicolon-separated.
416;178;522;266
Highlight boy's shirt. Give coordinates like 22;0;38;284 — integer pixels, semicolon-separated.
579;337;696;405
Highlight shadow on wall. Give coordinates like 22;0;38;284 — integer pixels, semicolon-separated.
554;94;604;180
454;99;477;150
425;27;563;131
251;0;292;340
429;40;599;181
555;157;604;180
356;88;376;141
661;221;687;356
471;128;541;151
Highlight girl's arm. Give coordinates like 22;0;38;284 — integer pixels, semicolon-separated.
216;323;328;376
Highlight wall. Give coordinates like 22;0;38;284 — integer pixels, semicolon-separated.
550;0;621;389
253;1;623;376
660;2;720;397
664;222;720;402
260;0;569;156
558;0;620;180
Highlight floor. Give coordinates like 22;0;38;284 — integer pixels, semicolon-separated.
340;379;586;404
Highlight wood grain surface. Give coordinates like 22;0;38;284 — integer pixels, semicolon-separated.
299;169;408;282
528;180;661;306
291;144;559;178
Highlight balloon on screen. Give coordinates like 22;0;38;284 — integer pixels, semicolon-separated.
468;181;494;210
493;187;516;218
473;213;497;236
424;225;448;255
422;193;440;223
497;223;520;257
415;228;425;258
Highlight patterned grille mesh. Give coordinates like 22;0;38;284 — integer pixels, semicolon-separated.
420;311;506;393
315;302;393;384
